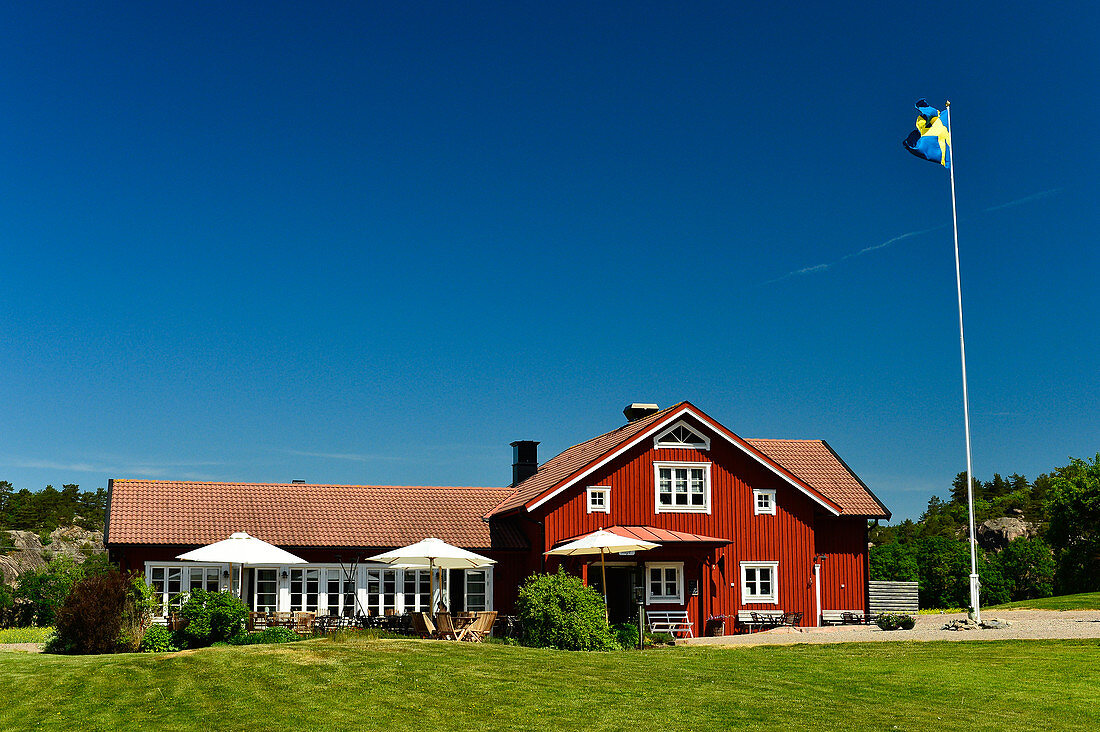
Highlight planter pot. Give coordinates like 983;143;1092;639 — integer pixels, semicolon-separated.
706;619;725;637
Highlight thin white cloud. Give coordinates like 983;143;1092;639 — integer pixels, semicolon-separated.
286;450;405;463
763;189;1059;285
4;456;224;477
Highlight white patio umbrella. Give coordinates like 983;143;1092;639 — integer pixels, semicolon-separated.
545;528;660;621
366;537;495;613
177;532;307;597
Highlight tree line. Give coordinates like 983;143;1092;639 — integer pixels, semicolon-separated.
0;482;108;538
870;454;1100;608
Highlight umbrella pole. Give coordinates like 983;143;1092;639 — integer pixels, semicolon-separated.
600;547;609;624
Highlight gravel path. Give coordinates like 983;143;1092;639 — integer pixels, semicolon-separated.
0;643;43;653
680;610;1100;647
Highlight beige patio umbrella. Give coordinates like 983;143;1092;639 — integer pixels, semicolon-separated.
177;531;307;598
545;528;660;621
366;537;496;613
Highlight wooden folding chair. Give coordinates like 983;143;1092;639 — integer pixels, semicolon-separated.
435;612;461;641
411;612;438;639
462;611;497;642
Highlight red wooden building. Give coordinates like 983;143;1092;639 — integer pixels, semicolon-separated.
105;401;889;630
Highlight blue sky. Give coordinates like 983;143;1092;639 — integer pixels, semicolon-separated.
2;2;1097;521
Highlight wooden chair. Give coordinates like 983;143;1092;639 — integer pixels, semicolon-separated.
272;611;293;627
435;612;461;641
248;611;268;632
292;611;316;636
462;611;497;642
411;612;438;639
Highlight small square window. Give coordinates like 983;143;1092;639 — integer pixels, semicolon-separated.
753;489;777;515
586;486;610;514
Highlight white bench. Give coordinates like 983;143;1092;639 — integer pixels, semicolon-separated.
736;610;785;632
647;610;694;638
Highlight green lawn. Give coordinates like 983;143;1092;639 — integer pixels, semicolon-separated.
2;638;1099;731
988;592;1100;611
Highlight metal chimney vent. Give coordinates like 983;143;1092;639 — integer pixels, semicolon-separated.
623;403;659;422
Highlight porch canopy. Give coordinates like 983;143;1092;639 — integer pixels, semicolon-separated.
545;528;661;621
176;531;307;597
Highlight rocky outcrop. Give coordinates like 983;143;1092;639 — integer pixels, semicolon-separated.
0;526;105;585
976;517;1036;550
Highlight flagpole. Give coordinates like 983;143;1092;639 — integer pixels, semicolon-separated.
945;101;981;624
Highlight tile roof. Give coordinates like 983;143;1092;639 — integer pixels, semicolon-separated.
106;480;527;550
488;404;684;516
744;439;890;519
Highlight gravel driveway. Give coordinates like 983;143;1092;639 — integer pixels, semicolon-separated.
680;610;1100;647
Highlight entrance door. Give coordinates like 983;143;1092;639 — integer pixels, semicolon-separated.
589;566;636;624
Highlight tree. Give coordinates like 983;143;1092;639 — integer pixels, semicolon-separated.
994;537;1056;601
1044;454;1100;593
869;542;919;582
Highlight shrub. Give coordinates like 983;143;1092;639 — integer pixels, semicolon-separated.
177;589;248;648
0;584;14;628
140;625;179;653
875;613;915;631
611;622;639;650
515;570;617;651
229;627;300;645
49;570;131;654
118;575;158;652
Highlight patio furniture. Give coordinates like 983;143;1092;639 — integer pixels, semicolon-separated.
248;611;269;632
646;610;694;638
435;612;463;641
411;612;438;639
737;610;784;632
461;611;497;642
780;611;803;628
292;611;316;635
271;611;294;628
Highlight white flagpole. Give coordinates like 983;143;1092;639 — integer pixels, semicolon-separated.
945;101;981;623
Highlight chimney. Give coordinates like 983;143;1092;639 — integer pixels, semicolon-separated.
291;479;306;484
510;440;540;486
623;403;659;422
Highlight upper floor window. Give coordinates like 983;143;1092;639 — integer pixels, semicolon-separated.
654;461;711;513
753;488;777;515
586;486;610;514
653;420;710;450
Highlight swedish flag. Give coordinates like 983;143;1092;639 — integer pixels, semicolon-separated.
904;99;951;168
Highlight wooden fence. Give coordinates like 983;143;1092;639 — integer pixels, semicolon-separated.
868;580;919;614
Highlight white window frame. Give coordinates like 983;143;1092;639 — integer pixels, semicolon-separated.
753;488;777;515
653;461;712;514
645;562;684;604
586;486;611;514
653;419;711;451
463;568;494;611
740;561;779;604
145;562;226;617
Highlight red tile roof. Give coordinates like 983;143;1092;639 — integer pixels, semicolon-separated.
106;480;527;550
488;404;683;516
487;402;888;519
745;439;890;518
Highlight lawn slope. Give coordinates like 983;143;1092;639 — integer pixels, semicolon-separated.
2;638;1098;731
987;592;1100;611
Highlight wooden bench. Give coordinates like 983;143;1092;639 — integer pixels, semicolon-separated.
647;610;694;638
736;610;784;632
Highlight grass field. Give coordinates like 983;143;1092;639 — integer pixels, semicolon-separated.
2;637;1098;731
987;592;1100;611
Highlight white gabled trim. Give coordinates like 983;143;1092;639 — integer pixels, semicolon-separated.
526;406;841;515
653;419;711;451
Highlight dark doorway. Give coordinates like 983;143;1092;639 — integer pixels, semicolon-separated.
588;565;636;624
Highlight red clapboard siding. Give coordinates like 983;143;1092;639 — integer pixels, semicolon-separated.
814;517;870;612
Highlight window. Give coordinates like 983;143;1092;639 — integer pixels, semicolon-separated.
586;486;610;514
464;569;491;611
148;564;220;615
254;569;278;613
365;568;398;616
741;562;778;604
403;569;431;613
290;568;321;612
753;488;777;515
654;420;710;450
326;568;358;617
654;462;711;513
645;562;684;603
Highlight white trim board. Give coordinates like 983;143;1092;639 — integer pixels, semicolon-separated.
527;406;840;515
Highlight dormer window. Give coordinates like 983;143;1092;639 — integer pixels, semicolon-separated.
586;486;610;514
653;420;710;451
753;488;777;515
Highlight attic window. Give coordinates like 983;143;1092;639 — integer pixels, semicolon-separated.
654;420;710;450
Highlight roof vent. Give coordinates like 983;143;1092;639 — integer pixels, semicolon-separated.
291;479;306;484
510;440;540;486
623;403;659;422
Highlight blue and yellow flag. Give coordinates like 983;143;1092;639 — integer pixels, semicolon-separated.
904;99;951;168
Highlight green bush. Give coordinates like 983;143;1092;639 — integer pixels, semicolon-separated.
611;622;639;650
229;627;301;645
875;613;915;631
140;625;179;653
177;589;248;648
515;570;617;651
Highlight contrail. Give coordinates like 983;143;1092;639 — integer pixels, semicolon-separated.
762;189;1059;284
